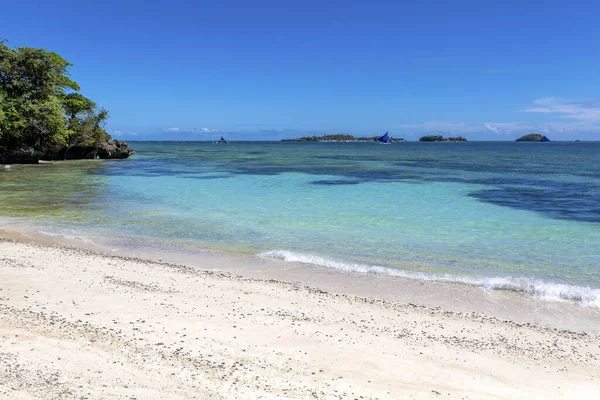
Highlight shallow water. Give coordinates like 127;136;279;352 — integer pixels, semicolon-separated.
1;141;599;307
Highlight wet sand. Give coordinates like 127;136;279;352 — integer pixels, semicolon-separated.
4;224;600;334
1;239;599;399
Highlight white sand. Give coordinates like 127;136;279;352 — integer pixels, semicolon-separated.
1;239;599;399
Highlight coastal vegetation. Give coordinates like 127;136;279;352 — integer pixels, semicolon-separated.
515;133;544;141
282;134;405;142
419;135;468;142
0;40;133;163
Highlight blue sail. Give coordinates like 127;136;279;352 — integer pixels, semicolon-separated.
377;132;391;144
541;135;550;142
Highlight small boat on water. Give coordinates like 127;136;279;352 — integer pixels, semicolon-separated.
377;132;392;144
217;137;228;144
541;135;551;142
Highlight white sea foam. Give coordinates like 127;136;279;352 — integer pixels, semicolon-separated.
259;250;600;308
37;230;96;244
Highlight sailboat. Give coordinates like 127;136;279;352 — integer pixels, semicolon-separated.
217;136;228;144
377;131;392;144
541;135;551;142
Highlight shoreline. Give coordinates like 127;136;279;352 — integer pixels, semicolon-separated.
2;222;600;334
1;237;599;399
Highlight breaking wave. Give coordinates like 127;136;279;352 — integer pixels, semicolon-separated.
259;250;600;308
36;230;96;244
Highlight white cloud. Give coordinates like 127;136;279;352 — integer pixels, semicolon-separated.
108;129;138;137
164;127;220;134
391;98;600;138
483;122;531;135
394;119;600;138
393;121;482;134
524;97;600;121
193;128;220;133
485;121;600;136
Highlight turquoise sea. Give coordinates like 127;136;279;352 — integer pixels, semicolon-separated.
1;141;599;307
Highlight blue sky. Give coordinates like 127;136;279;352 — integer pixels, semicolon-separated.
3;0;600;140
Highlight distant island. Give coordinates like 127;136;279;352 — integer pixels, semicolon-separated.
0;40;134;164
515;133;544;142
419;135;468;142
282;134;405;142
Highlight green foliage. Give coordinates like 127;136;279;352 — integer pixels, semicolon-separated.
419;135;467;142
283;134;357;142
419;135;445;142
67;106;111;147
515;133;543;142
357;136;379;141
62;93;95;119
283;133;406;142
0;40;110;157
320;134;356;141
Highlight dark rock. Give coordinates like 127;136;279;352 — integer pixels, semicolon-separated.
0;147;40;164
96;140;135;159
64;146;99;160
43;146;99;161
515;133;543;142
2;141;135;163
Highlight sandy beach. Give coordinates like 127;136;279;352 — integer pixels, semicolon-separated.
1;239;599;399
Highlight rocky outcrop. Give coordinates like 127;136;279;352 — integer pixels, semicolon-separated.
0;147;40;164
96;140;135;159
43;146;99;161
515;134;543;142
1;141;135;164
419;135;467;142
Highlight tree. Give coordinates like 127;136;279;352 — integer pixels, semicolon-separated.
60;92;111;147
61;93;95;119
0;39;111;159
